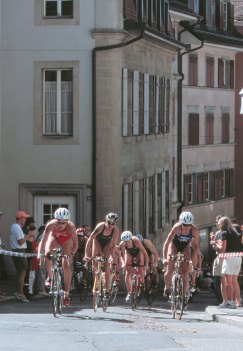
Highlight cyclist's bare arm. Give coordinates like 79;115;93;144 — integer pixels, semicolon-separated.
37;222;53;257
191;225;200;260
84;223;103;258
70;224;78;255
162;224;178;260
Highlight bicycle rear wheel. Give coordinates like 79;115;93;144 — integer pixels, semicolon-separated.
145;272;157;305
171;276;184;320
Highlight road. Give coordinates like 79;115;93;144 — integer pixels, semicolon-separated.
0;290;242;351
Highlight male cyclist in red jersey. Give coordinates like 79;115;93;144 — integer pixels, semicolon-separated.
37;207;78;306
162;211;200;299
84;213;119;295
119;231;149;302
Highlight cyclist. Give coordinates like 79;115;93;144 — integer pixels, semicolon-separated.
119;231;149;302
109;244;122;286
190;238;203;293
136;233;159;286
162;211;200;299
74;227;88;262
84;213;119;295
37;207;78;306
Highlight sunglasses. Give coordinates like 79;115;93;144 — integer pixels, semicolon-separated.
182;224;191;227
108;222;115;226
57;221;67;226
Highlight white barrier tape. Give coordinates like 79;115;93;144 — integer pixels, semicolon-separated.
218;252;243;258
0;249;37;258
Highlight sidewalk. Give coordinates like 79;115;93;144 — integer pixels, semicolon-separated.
205;305;243;327
0;276;49;303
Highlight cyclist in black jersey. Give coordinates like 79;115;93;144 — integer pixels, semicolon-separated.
119;231;149;302
84;213;119;293
162;211;200;298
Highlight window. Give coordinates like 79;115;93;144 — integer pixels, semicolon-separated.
206;57;214;87
122;69;171;137
188;0;199;13
222;113;229;143
34;61;79;144
184;169;233;205
205;113;214;145
218;59;234;89
206;0;216;26
35;0;79;26
188;113;199;145
188;55;198;86
43;69;73;135
44;0;73;17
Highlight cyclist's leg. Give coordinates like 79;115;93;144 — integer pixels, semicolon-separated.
125;254;133;297
103;243;113;292
44;236;60;285
61;239;74;300
91;240;103;283
137;253;145;284
164;243;176;292
181;246;191;297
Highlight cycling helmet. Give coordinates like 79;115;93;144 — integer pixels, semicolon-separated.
54;207;70;220
179;211;194;225
136;233;144;242
76;227;86;236
106;212;119;224
121;231;132;242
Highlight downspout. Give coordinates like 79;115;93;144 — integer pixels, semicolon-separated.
92;28;145;228
177;27;204;217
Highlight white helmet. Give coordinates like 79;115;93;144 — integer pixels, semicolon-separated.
121;231;132;241
106;212;119;224
54;208;70;220
179;211;194;225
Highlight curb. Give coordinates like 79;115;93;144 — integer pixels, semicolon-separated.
205;306;243;328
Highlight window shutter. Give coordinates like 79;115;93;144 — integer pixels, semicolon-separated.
144;73;149;134
122;68;128;136
230;60;234;89
133;71;139;135
205;113;214;145
218;59;224;88
155;75;159;133
222;113;229;143
188;113;199;145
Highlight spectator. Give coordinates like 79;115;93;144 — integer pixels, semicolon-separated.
9;211;34;303
35;226;48;296
22;216;36;298
215;216;241;309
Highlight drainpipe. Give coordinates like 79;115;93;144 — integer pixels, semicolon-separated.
92;27;145;228
177;26;204;217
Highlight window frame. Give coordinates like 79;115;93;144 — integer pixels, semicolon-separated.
34;60;80;145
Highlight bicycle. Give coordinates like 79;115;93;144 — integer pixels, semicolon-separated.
144;263;158;305
45;248;68;318
109;264;120;305
71;259;89;302
169;252;190;320
130;258;144;310
91;255;109;312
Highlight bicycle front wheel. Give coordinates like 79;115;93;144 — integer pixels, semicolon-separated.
131;277;138;310
57;270;64;315
51;270;59;317
171;276;184;320
92;274;101;312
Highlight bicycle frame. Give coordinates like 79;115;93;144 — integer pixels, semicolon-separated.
169;252;187;320
91;255;108;312
145;264;158;305
48;248;65;317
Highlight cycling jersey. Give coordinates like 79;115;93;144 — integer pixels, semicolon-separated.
96;225;114;249
126;239;140;258
53;225;72;245
172;227;193;252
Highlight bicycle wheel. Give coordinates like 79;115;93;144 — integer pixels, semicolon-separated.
109;284;118;305
57;270;64;315
92;274;101;312
51;270;58;317
171;275;184;320
131;276;138;310
145;272;157;305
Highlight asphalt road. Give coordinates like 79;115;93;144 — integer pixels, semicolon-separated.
1;289;242;351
